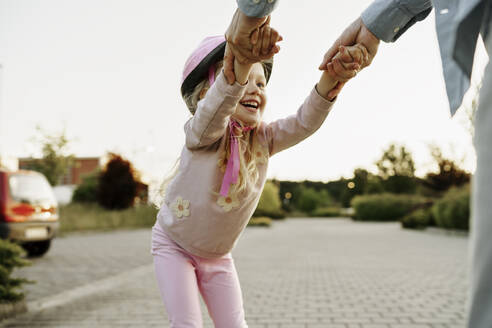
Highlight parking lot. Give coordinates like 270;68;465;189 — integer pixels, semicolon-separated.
2;219;468;327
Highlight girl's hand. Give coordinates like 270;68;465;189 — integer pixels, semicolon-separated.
316;44;368;100
326;44;368;83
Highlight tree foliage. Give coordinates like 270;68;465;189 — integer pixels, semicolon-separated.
375;144;417;194
0;240;32;302
254;181;284;218
97;153;138;210
424;146;470;193
376;144;415;178
27;127;74;186
296;187;322;213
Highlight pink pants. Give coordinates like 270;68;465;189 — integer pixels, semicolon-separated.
151;223;248;328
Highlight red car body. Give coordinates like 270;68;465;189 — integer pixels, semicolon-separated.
0;169;59;256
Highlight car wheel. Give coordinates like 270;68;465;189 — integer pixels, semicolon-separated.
22;240;52;258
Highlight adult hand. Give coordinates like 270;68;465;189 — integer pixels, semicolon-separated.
224;9;281;84
319;17;380;82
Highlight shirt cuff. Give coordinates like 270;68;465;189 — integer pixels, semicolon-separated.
237;0;278;18
310;85;336;112
361;0;414;42
213;70;248;99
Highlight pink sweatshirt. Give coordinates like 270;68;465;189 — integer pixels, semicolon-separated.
157;72;335;259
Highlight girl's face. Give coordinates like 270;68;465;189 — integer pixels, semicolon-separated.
232;63;267;127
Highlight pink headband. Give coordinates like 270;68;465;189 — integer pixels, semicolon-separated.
181;35;226;85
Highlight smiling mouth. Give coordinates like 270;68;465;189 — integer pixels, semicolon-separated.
240;100;259;113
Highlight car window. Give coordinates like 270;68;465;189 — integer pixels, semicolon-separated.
8;174;56;203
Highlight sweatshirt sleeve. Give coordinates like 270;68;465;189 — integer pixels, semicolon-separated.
361;0;433;42
263;86;335;157
184;72;247;150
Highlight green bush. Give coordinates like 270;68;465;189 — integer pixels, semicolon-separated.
310;207;341;217
0;240;32;302
432;186;470;231
351;193;424;221
247;217;272;227
296;187;332;213
253;181;285;219
401;208;433;230
72;173;99;203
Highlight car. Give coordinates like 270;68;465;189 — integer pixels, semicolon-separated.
0;169;59;257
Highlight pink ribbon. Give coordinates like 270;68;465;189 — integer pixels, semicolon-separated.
220;120;253;197
208;64;216;87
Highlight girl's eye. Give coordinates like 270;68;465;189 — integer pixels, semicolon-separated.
257;82;265;88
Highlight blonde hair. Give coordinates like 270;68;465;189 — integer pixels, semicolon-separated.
195;60;264;197
217;125;263;197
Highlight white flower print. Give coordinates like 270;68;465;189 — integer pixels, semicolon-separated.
171;196;190;218
217;193;240;212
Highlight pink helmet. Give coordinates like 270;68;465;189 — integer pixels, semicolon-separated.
181;35;273;113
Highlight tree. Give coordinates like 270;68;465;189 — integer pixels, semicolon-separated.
365;175;384;194
340;168;367;207
296;187;322;213
28;127;74;186
0;240;32;302
97;153;138;210
276;180;304;212
376;144;415;178
423;146;470;193
375;144;417;194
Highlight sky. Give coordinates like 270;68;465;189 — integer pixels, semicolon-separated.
0;0;487;185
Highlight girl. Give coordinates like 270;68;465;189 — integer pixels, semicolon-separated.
152;22;366;328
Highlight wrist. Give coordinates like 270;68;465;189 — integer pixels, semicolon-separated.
234;59;253;85
317;71;338;100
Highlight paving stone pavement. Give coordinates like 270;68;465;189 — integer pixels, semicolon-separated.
1;219;468;327
14;229;155;302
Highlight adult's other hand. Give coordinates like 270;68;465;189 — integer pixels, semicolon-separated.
224;9;281;84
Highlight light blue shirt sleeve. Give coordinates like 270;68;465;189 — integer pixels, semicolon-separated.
361;0;433;42
237;0;278;18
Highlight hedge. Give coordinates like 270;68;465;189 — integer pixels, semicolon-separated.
351;193;425;221
310;207;342;217
432;186;470;231
401;208;433;230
